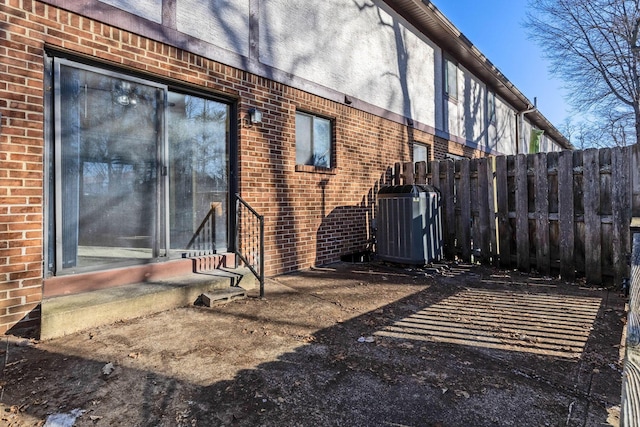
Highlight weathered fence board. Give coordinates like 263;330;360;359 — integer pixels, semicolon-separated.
534;153;550;275
601;149;614;278
477;159;493;263
584;149;602;284
486;158;498;266
392;145;637;284
515;154;530;271
415;161;427;185
612;147;631;284
393;163;402;186
495;155;511;267
402;161;415;185
621;227;640;426
573;151;586;275
430;160;440;190
442;161;456;260
547;152;560;270
458;159;472;262
632;144;640;217
558;150;575;281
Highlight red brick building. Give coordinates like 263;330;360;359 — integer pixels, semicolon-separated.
0;0;570;335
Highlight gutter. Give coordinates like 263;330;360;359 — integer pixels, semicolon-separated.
516;98;537;154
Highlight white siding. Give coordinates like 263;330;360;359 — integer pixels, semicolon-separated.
493;96;518;155
444;62;521;155
260;0;437;129
458;66;486;149
95;0;564;155
99;0;163;23
177;0;250;57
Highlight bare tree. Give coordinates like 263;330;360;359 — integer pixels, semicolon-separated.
559;115;618;148
526;0;640;146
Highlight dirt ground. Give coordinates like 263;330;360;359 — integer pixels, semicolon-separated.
0;262;627;426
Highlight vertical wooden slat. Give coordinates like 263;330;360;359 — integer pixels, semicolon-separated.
584;149;602;284
633;144;640;217
403;161;415;185
600;149;613;277
393;163;401;186
558;150;575;281
431;160;440;190
573;150;586;276
495;155;511;268
477;158;491;263
535;153;550;275
515;154;530;271
487;157;498;266
547;152;560;270
458;159;472;262
611;146;631;284
621;232;640;425
442;160;456;259
415;161;427;184
469;159;479;260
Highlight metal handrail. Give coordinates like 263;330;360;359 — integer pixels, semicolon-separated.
185;202;219;255
235;193;265;298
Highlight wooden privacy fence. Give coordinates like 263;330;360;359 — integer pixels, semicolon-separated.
393;145;640;285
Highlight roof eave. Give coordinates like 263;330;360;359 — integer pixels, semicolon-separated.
384;0;573;149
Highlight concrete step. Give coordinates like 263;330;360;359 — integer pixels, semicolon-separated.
40;268;256;340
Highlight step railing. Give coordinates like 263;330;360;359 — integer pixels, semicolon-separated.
235;194;265;298
185;202;221;256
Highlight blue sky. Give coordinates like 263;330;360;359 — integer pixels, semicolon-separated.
431;0;571;130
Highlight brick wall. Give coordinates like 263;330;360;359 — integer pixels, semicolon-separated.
0;0;475;334
1;0;49;335
433;136;449;160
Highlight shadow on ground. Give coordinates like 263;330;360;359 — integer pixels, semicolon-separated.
0;262;625;426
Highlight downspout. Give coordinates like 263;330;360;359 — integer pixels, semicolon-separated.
516;97;537;154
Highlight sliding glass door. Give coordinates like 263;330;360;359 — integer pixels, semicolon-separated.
167;92;229;254
51;59;230;274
